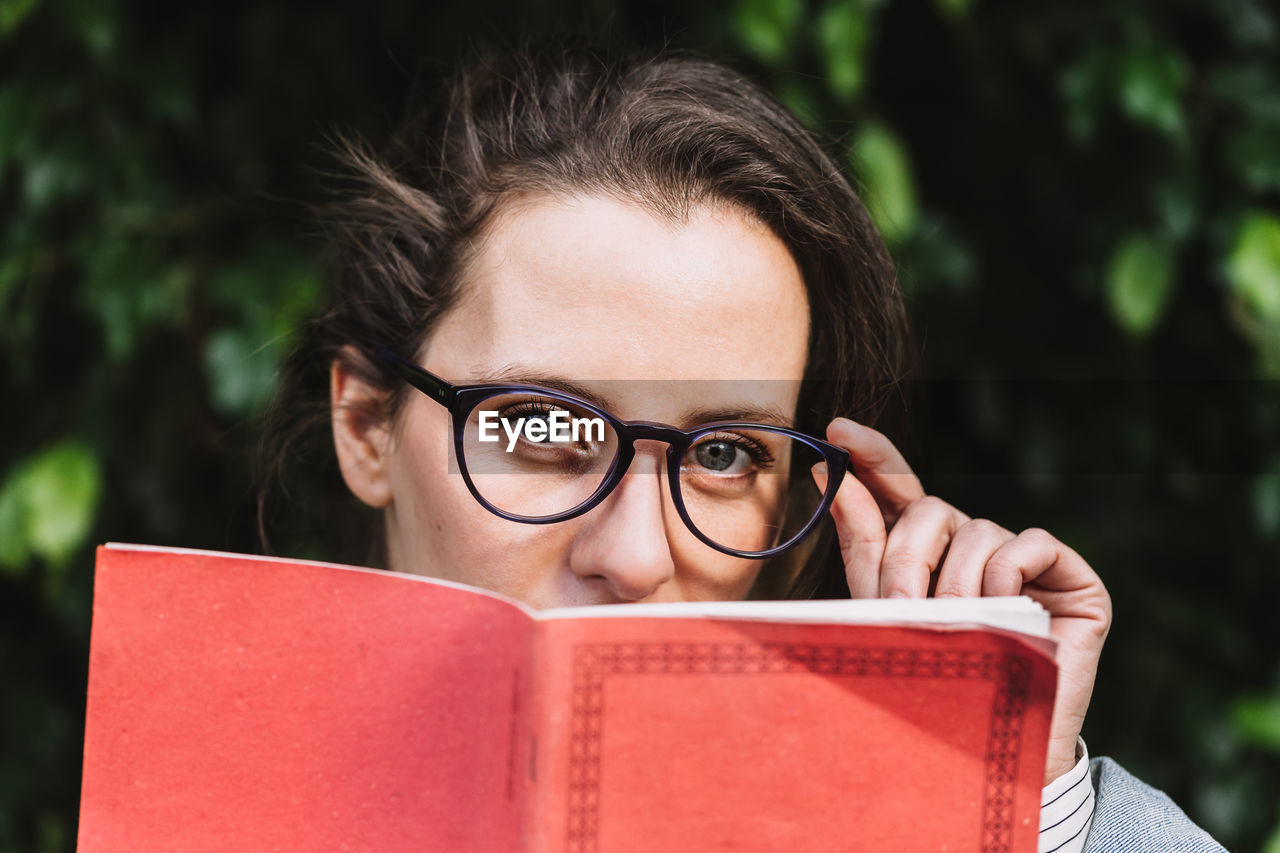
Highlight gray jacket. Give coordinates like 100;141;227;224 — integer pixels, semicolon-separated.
1086;757;1226;852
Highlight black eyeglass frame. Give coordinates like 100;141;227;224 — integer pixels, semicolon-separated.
375;345;849;559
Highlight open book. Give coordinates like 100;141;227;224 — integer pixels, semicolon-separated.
78;544;1057;852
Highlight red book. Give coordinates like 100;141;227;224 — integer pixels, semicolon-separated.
79;544;1057;852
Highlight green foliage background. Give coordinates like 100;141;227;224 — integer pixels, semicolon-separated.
2;0;1278;849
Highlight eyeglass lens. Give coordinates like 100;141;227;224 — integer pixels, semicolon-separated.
459;391;828;554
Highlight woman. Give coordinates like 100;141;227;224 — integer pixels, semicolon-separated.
264;40;1224;851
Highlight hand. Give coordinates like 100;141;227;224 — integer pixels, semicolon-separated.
819;417;1113;785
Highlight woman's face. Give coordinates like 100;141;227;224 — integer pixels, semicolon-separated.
332;193;811;608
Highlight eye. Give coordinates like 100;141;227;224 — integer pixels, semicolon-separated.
686;433;774;476
499;397;608;453
695;441;741;472
499;402;555;432
500;399;555;423
499;400;565;437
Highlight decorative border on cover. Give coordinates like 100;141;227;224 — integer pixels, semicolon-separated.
565;643;1031;853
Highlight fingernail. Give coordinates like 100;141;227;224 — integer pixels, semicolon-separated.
810;463;829;492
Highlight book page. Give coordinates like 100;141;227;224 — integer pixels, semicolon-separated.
530;615;1055;853
539;596;1052;638
79;545;535;852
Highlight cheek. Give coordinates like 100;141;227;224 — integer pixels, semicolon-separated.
682;552;763;601
384;401;574;592
662;500;762;599
383;403;486;570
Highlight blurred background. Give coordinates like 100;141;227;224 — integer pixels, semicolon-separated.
1;0;1278;849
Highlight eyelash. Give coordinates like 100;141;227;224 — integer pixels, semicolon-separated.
498;400;599;447
694;432;776;468
500;399;561;419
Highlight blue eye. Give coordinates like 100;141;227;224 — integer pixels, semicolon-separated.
695;441;738;471
686;433;774;476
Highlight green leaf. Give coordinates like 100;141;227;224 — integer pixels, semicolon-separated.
1118;43;1188;136
1228;123;1280;192
0;0;40;37
1154;175;1199;240
1208;63;1280;125
0;469;31;573
23;442;102;568
1265;820;1280;853
1059;49;1111;143
849;123;918;242
1255;473;1280;538
733;0;803;64
0;85;42;171
23;154;87;209
204;327;283;417
62;0;116;59
1214;0;1276;48
76;222;193;361
0;442;103;573
1226;211;1280;324
1233;693;1280;753
1105;234;1175;337
773;78;821;129
817;1;870;101
903;214;976;294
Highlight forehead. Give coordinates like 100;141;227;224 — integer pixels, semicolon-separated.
422;193;811;419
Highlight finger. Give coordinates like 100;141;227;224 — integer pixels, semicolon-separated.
980;529;1112;786
879;496;970;598
811;462;886;599
933;519;1016;598
982;528;1104;604
825;418;924;526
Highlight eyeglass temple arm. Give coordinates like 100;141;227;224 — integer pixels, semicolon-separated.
375;345;458;408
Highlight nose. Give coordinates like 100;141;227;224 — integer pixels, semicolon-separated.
567;446;676;601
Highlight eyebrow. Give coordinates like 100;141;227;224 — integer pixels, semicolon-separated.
470;367;618;411
468;367;797;429
682;404;795;429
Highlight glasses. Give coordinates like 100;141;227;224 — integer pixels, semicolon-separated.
376;346;849;559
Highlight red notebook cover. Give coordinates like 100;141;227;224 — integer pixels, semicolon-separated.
79;544;1057;852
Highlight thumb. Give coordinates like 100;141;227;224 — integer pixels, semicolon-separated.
812;462;886;599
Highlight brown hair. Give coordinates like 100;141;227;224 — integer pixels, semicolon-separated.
260;38;910;597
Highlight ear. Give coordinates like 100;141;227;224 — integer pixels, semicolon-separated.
331;349;394;509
